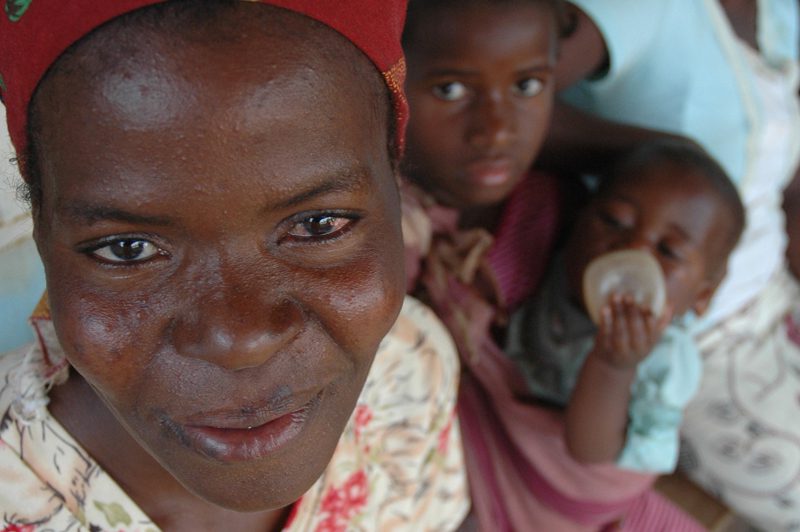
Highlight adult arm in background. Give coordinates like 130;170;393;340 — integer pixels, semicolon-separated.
537;4;692;177
784;36;800;277
783;151;800;280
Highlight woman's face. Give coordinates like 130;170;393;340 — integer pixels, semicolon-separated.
31;8;403;511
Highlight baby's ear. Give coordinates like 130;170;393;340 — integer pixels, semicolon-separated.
692;266;727;316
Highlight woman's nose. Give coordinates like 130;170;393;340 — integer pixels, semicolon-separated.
466;92;515;151
170;265;304;371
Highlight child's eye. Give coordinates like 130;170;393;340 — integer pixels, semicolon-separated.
432;81;468;102
286;214;355;240
90;239;162;264
513;77;544;98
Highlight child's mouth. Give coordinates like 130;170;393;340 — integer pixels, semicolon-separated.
466;158;515;188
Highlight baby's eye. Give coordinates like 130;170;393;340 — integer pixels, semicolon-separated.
287;214;354;240
513;77;544;98
91;239;162;264
432;81;468;102
657;241;683;261
598;210;625;229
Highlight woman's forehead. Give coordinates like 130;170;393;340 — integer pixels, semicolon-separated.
2;0;408;159
32;7;392;208
49;4;383;106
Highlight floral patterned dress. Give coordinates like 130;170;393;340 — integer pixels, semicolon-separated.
0;296;468;531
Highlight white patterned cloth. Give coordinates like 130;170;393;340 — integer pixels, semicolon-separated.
680;267;800;532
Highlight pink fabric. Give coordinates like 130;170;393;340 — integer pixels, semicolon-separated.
486;170;561;311
452;300;657;531
618;491;705;531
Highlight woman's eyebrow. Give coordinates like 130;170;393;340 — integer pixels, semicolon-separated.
270;167;370;211
63;203;174;226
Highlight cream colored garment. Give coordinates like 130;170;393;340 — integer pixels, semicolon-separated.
700;4;800;327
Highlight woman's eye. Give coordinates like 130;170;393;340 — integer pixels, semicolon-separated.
91;239;161;264
514;77;544;97
287;215;354;239
432;81;468;102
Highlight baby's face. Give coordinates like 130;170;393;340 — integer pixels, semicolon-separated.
402;1;556;209
565;164;732;316
31;5;403;512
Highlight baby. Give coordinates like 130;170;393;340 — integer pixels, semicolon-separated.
507;140;745;473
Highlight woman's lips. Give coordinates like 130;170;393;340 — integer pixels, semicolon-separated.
177;391;322;462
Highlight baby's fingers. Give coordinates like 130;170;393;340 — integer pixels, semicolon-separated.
621;296;656;356
609;297;632;353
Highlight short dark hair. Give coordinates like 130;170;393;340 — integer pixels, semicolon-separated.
602;138;746;273
403;0;569;50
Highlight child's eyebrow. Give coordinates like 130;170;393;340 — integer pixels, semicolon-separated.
517;64;555;73
423;67;482;78
423;63;554;79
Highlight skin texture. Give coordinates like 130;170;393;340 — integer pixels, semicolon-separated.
32;5;403;530
402;2;557;224
562;164;736;464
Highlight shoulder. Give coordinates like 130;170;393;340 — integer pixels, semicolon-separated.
290;297;469;531
563;0;696;85
0;342;45;420
368;296;460;417
0;343;154;530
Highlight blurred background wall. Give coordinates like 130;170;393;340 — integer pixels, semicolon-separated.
0;105;46;352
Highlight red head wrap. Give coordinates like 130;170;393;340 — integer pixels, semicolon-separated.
0;0;408;163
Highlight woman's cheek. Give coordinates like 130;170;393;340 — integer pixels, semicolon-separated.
312;247;404;357
48;277;164;393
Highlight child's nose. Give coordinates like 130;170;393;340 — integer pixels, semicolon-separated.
466;92;515;151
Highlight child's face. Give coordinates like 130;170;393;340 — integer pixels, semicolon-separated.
565;165;731;317
403;2;556;209
32;8;403;512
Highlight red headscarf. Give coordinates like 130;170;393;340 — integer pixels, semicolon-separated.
0;0;408;164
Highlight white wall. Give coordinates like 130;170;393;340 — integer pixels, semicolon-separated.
0;106;45;352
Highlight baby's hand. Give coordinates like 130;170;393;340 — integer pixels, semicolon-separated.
593;294;672;369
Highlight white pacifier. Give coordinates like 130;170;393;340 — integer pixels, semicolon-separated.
582;249;666;324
